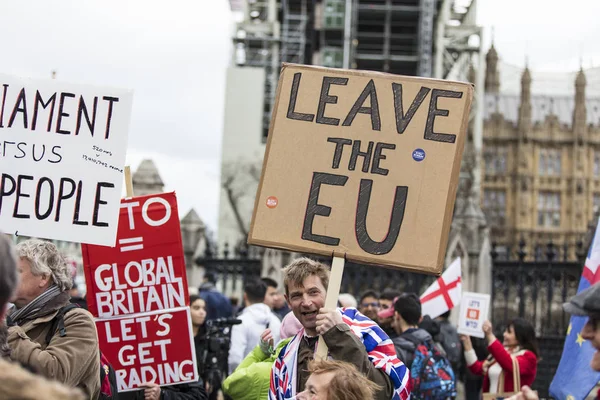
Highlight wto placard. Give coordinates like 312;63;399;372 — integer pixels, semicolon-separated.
82;192;189;318
0;73;132;246
457;292;490;339
248;64;473;274
82;192;196;392
96;308;198;392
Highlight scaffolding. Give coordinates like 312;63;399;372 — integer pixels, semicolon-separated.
281;0;309;64
352;0;424;76
228;0;480;139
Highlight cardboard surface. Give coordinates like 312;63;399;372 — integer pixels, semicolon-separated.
0;73;132;246
82;192;189;318
248;64;473;274
457;292;490;338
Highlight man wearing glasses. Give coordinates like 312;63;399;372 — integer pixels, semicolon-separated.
358;290;380;322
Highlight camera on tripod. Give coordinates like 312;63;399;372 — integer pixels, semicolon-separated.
200;318;242;396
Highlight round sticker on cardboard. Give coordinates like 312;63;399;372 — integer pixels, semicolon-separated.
412;148;426;162
266;196;278;209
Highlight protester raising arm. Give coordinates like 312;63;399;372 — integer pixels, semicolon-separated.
461;319;538;393
481;321;537;380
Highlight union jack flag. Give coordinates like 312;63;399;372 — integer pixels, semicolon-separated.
269;308;411;400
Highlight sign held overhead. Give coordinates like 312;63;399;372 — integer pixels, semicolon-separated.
249;64;473;274
82;192;189;319
0;73;132;246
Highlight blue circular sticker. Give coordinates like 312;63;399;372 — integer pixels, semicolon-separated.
412;148;426;162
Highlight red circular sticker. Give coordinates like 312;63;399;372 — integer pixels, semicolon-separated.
266;196;278;209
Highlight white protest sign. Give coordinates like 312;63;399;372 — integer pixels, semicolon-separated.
0;73;132;246
457;291;490;338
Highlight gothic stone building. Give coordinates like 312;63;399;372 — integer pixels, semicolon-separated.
482;45;600;259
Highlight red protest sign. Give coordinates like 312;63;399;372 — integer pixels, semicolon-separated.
82;192;189;318
96;307;198;391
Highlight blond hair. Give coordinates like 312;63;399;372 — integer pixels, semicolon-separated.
307;359;381;400
282;257;330;296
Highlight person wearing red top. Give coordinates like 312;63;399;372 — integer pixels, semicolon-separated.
460;318;539;395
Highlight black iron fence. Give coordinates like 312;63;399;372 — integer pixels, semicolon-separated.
195;242;263;297
490;240;586;399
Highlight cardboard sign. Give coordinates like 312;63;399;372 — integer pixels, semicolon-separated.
0;73;132;246
457;292;490;338
248;64;473;274
96;307;198;392
82;192;189;318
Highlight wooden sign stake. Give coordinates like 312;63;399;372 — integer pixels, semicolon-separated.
124;165;134;198
315;255;345;360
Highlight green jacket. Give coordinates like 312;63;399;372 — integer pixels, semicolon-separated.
222;338;291;400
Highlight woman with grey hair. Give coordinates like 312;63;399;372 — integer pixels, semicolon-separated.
6;238;100;399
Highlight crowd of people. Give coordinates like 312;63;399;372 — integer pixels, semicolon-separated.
1;236;600;399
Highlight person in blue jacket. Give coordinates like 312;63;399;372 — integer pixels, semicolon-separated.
198;272;233;321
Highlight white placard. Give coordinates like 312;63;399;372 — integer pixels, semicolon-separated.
0;73;132;246
457;291;490;338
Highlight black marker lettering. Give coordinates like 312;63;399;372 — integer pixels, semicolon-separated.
0;173;16;214
355;180;408;255
371;142;396;176
49;146;62;163
13;175;33;219
302;172;348;246
348;140;374;173
72;180;88;225
55;178;76;222
56;92;76;134
32;144;46;162
92;182;113;227
32;91;57;132
0;84;9;127
287;73;315;122
102;96;119;139
342;79;381;130
316;76;348;126
327;138;352;169
8;88;28;129
76;95;98;136
424;89;463;143
15;142;26;159
393;84;430;134
2;141;14;157
35;177;54;220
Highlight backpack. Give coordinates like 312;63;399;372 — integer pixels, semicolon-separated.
45;303;119;400
400;332;456;400
438;322;463;373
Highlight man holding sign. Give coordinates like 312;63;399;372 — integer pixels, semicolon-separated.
269;258;410;400
251;63;472;400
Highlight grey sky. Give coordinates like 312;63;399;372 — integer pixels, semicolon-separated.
1;0;598;232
